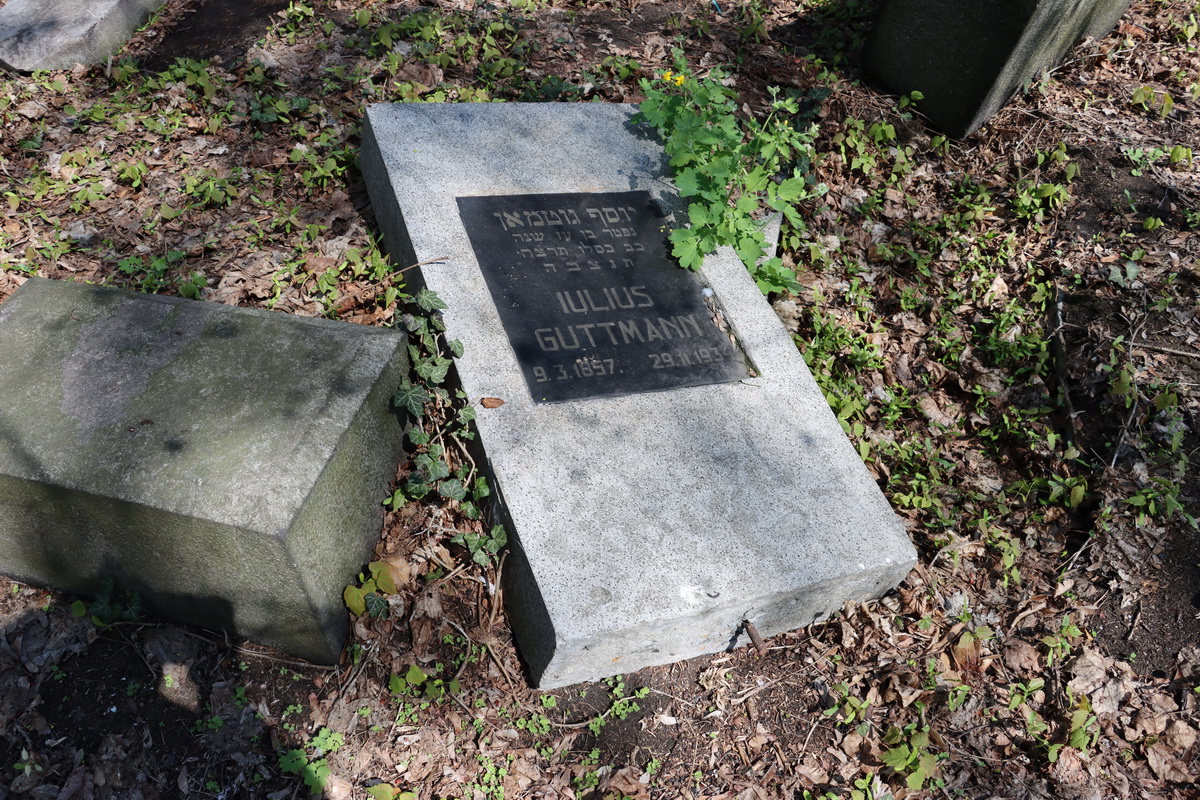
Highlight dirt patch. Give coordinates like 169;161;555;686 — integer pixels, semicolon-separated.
138;0;291;71
1092;461;1200;679
1057;289;1200;680
1062;141;1182;239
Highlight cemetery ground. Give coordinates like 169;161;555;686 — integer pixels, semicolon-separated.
0;0;1198;797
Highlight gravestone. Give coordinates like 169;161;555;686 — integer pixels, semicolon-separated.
361;103;917;688
0;0;166;73
0;278;407;663
864;0;1134;138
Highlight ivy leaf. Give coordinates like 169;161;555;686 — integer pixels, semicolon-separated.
415;357;450;385
412;462;450;487
368;561;398;594
394;381;431;417
472;477;491;500
484;524;508;555
414;288;446;312
438;478;467;501
364;592;389;619
403;477;431;500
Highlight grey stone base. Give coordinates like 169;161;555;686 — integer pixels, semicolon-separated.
0;0;166;72
361;103;917;688
865;0;1133;138
0;279;407;663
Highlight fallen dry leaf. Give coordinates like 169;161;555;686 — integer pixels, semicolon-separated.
1067;647;1135;715
54;765;93;800
322;773;354;800
1003;639;1041;674
601;765;649;799
409;587;445;663
1146;739;1192;783
951;632;982;672
1161;720;1197;752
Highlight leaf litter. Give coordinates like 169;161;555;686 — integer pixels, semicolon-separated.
1;0;1199;797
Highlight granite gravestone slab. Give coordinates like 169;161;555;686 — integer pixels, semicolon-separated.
361;102;917;688
0;278;407;663
865;0;1133;138
457;191;748;402
0;0;167;73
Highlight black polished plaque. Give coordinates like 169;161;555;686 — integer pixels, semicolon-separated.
457;191;750;403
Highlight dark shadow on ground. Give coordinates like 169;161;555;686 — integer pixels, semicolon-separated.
0;587;312;798
771;0;879;78
139;0;291;72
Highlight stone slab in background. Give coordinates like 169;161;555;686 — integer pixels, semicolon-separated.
0;0;166;72
864;0;1133;139
0;278;407;663
361;103;917;688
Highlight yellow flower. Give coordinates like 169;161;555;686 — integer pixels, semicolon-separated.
663;70;674;82
673;74;685;86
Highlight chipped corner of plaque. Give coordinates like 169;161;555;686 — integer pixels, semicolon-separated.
646;189;686;226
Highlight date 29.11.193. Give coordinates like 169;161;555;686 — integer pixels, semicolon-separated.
531;347;729;383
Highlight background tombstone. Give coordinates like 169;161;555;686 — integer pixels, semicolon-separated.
0;278;407;663
864;0;1134;139
361;103;917;688
0;0;167;73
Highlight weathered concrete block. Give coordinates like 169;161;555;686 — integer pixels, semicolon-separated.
361;103;917;688
0;0;166;72
864;0;1133;138
0;278;407;663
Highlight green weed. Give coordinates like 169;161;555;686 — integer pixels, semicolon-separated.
69;578;142;625
1131;85;1175;117
278;726;342;796
1041;615;1082;666
635;51;826;293
881;721;944;791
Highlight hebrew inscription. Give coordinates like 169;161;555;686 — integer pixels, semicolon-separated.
457;191;749;403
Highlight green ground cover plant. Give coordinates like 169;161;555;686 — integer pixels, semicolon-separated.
635;51;827;292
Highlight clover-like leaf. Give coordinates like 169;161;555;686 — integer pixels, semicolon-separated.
669;228;703;270
278;749;307;774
